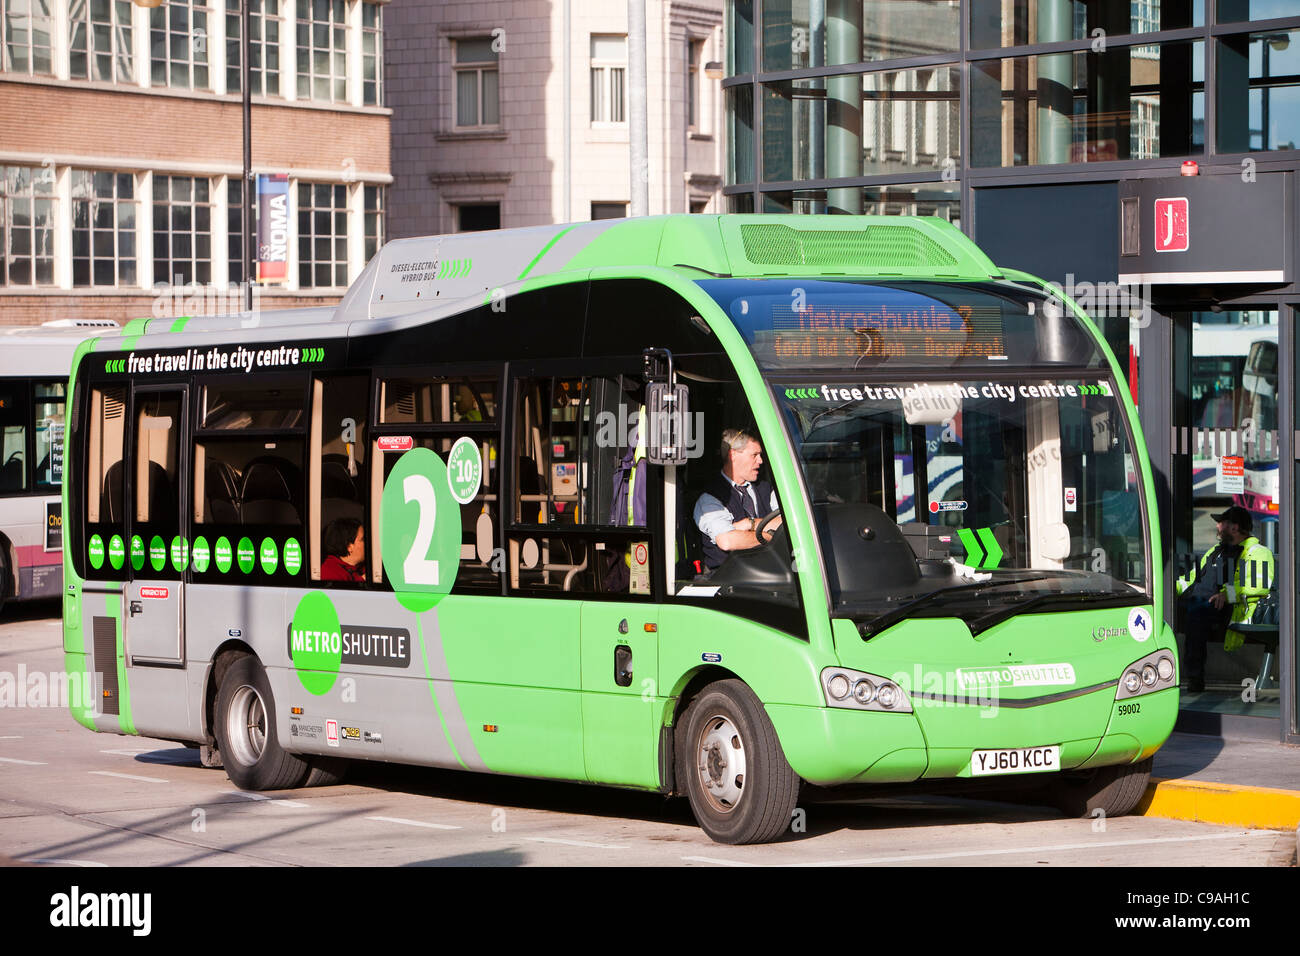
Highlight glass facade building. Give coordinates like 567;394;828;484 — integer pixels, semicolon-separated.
726;0;1300;743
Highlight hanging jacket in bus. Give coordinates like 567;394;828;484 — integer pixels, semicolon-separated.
1175;535;1275;628
609;407;647;528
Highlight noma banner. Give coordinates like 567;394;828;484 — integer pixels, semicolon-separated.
257;174;290;283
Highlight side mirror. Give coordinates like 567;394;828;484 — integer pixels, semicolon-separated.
646;380;690;465
643;347;690;465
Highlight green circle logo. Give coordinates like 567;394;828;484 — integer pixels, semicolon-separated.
381;447;461;612
237;536;255;574
259;537;278;575
170;536;189;572
290;590;342;696
283;537;302;576
192;535;211;573
108;534;125;570
446;436;483;505
149;535;167;573
130;534;145;571
88;535;105;570
214;536;233;573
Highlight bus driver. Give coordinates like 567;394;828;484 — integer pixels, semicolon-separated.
693;428;782;571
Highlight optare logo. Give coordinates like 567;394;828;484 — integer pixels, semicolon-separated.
1128;607;1152;642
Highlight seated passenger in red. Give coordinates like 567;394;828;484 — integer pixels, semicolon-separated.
322;517;366;583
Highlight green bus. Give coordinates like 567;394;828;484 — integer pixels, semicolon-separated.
62;215;1175;844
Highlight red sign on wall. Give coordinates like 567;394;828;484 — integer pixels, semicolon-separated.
1154;197;1189;253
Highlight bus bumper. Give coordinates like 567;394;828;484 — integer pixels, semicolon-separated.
765;703;929;786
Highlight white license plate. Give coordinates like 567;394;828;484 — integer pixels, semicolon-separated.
969;745;1061;777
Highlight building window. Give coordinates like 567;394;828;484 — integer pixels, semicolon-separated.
1217;29;1300;153
456;203;499;232
150;0;211;90
72;169;137;288
454;36;499;128
69;0;133;83
2;0;53;74
591;202;627;220
362;0;382;106
1;165;56;286
590;34;626;124
970;41;1204;167
227;177;256;285
153;175;212;286
297;181;348;288
687;37;703;130
969;0;1202;49
226;0;280;97
364;184;383;261
296;0;346;103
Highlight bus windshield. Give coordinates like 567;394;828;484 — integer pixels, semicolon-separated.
774;376;1148;625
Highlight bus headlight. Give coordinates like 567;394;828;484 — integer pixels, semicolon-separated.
852;679;876;705
1116;650;1178;700
821;667;912;714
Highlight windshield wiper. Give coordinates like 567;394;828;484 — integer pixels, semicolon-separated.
852;574;1053;639
964;588;1144;636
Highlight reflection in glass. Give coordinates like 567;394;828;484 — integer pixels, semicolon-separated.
1217;30;1300;153
971;42;1204;167
970;0;1204;50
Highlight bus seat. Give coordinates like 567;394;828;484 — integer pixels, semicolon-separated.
0;453;22;492
205;460;241;524
102;460;124;522
240;456;302;525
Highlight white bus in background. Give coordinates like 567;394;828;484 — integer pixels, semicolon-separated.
0;320;116;613
1186;321;1279;508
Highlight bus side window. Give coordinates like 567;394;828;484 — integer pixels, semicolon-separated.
310;375;369;585
33;381;66;491
372;371;501;593
83;385;126;577
508;375;654;597
191;378;308;584
0;382;28;493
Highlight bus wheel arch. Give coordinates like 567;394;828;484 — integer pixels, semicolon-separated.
211;649;311;790
674;677;801;844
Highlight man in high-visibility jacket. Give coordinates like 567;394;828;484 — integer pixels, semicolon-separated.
1175;505;1274;693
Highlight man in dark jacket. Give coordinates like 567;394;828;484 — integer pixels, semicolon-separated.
693;428;781;571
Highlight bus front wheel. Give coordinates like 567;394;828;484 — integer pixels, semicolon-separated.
214;656;310;791
1052;757;1153;818
676;679;800;844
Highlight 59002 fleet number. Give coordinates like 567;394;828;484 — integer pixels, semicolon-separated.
1117;702;1141;716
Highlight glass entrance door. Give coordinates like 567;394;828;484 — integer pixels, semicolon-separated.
1171;307;1282;723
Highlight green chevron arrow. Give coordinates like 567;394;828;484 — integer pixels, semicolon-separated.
957;528;983;566
976;527;1004;569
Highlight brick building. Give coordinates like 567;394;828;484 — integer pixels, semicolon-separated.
386;0;724;239
0;0;390;327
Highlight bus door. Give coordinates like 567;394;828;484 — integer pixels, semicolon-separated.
124;387;188;665
575;372;661;789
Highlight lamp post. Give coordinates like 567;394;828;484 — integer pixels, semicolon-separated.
131;0;252;311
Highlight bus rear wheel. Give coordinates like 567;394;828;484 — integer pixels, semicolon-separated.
1053;757;1153;818
215;656;310;791
676;679;800;844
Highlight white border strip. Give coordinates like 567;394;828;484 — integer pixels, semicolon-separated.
1119;271;1286;284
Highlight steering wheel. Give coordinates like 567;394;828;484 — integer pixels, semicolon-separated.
753;509;783;546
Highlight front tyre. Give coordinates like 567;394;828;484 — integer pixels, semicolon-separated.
214;655;310;791
1053;757;1153;817
676;679;800;844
